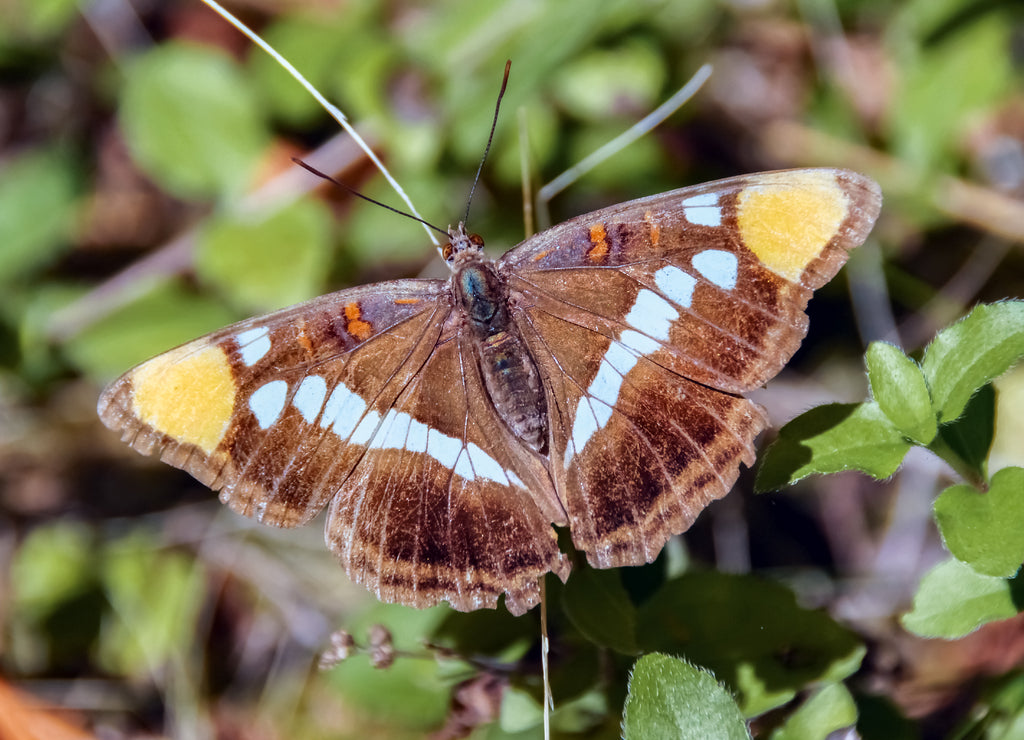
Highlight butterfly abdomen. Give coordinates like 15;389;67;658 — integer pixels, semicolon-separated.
455;261;549;453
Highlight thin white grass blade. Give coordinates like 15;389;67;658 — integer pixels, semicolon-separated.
536;63;713;229
199;0;439;245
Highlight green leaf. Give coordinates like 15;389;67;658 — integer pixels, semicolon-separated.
755;402;912;491
98;533;206;675
0;0;79;41
622;654;749;740
499;686;544;734
929;383;995;486
562;565;639;655
247;16;350;126
854;694;918;740
934;467;1024;577
0;147;77;284
635;572;864;715
120;42;269;198
550;40;666;122
196;199;334;313
325;604;450;728
887;13;1014;174
901;558;1024;638
771;683;857;740
921;301;1024;425
866;341;936;444
11;522;96;619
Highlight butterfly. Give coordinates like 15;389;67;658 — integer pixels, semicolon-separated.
98;167;881;615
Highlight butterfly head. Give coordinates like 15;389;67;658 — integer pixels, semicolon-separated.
441;223;485;269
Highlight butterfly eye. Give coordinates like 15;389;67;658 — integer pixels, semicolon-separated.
469;234;485;249
442;243;454;260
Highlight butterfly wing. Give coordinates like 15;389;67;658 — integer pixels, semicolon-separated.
98;278;568;613
501;168;882;566
98;280;450;526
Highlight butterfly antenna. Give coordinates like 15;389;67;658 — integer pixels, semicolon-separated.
463;59;512;226
292;158;449;239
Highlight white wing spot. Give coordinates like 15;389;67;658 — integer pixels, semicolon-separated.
693;249;738;290
236;327;271;366
682;192;722;227
427;427;461;468
655;265;697;308
248;380;288;429
467;442;509;485
374;408;411;450
292;375;327;423
350;409;381;445
321;383;367;439
406;418;429;453
620;329;660;356
625;289;678;341
567;399;596;464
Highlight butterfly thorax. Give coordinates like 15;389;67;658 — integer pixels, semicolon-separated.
445;227;549;454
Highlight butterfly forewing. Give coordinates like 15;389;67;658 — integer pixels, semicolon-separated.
502;169;881;393
98;280;448;526
99;167;882;613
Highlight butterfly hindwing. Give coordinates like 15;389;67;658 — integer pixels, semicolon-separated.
326;323;568;615
518;309;768;567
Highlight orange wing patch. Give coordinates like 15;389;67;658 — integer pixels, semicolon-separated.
644;210;660;247
344;302;373;341
587;223;609;263
296;320;314;354
394;298;420;305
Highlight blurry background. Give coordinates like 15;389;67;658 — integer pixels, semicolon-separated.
1;0;1023;737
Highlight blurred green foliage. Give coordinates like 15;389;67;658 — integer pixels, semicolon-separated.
1;0;1023;737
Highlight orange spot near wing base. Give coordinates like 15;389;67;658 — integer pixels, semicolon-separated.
587;223;609;262
344;302;373;341
644;210;660;246
394;298;420;304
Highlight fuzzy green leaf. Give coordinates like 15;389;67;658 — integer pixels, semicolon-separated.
901;558;1024;638
120;42;269;198
929;383;995;488
562;565;639;655
866;341;936;444
196;199;333;313
755;402;912;491
623;654;749;740
635;572;864;715
0;148;77;284
935;467;1024;577
771;684;857;740
921;301;1024;425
